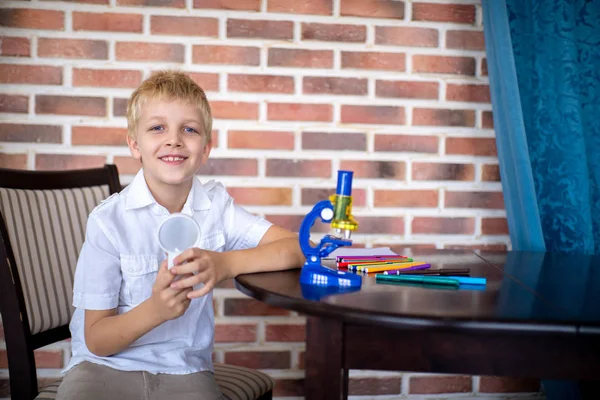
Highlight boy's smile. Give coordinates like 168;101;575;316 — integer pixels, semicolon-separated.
127;98;211;205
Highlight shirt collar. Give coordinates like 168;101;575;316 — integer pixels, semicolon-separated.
125;169;212;212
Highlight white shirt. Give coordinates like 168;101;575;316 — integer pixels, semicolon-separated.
64;169;272;375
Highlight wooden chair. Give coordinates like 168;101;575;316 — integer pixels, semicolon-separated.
0;165;273;400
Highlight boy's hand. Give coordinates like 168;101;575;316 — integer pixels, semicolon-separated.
169;248;228;299
149;260;193;322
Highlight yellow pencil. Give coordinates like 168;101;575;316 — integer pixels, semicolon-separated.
362;262;429;274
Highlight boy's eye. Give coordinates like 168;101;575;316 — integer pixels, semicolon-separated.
184;127;199;134
149;125;164;132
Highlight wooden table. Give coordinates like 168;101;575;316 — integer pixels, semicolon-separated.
234;248;600;400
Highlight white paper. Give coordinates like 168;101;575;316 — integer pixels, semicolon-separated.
326;247;397;258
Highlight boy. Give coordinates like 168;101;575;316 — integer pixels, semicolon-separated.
56;70;305;399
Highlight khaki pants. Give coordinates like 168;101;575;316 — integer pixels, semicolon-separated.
56;362;224;400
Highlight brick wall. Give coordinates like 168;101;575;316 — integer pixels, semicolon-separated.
0;0;541;398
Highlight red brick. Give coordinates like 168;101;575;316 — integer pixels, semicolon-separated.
0;123;61;143
113;156;141;174
42;0;108;3
482;164;500;181
73;12;142;32
227;19;293;40
266;159;330;178
1;37;30;57
0;9;64;30
35;350;63;368
193;45;259;66
0;349;62;368
303;77;367;96
374;134;438;153
445;191;504;209
116;42;184;62
228;130;293;150
211;101;259;120
447;84;491;103
0;154;27;169
302;23;366;42
482;218;509;235
268;48;333;68
228;74;294;94
341;105;404;125
268;103;332;122
355;216;404;234
340;160;405;179
224;298;289;316
151;16;218;36
413;55;475;76
227;187;292;206
375;190;438;207
113;98;128;117
482;111;494;128
342;51;405;71
412;218;475;235
412;3;475;24
481;58;488;76
273;378;304;397
268;0;332;15
446;137;496;156
225;351;290;369
265;324;306;342
413;163;474;181
36;95;106;117
349;377;402;395
413;108;475;127
302;188;366;207
302;132;366;151
410;375;471;394
38;38;108;60
214;324;257;343
198;158;258;176
73;68;142;89
72;126;127;146
118;0;185;7
194;0;260;11
479;376;540;393
376;26;438;47
341;0;405;19
0;64;61;85
35;154;106;170
447;30;485;50
187;72;219;92
376;80;438;99
0;94;28;113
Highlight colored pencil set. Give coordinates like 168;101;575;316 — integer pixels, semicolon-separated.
336;255;486;288
336;255;430;274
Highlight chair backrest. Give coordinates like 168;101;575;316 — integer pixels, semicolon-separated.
0;164;121;400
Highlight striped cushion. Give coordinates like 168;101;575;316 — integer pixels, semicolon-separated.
214;363;274;400
35;380;61;399
33;364;273;400
0;186;110;335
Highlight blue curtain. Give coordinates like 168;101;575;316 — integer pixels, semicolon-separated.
483;0;600;254
482;0;600;398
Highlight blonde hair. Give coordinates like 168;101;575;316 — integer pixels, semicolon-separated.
127;70;212;145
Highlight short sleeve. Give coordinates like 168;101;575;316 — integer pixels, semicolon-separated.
222;192;272;251
72;214;122;310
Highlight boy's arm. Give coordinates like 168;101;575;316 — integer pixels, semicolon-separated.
85;261;192;357
223;225;305;278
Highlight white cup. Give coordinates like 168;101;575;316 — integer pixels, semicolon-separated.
157;213;201;269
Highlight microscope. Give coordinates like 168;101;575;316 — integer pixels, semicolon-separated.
298;170;362;289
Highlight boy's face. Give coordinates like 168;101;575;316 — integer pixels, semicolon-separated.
127;97;211;194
